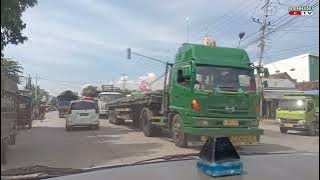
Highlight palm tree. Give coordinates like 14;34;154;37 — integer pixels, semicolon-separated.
1;58;23;84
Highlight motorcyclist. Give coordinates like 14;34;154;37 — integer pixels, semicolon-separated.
39;102;46;120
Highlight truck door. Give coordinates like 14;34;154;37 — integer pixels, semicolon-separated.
170;63;193;118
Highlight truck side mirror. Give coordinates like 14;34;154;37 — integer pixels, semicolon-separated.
263;81;268;88
263;68;269;78
181;65;191;79
256;67;269;78
307;102;314;112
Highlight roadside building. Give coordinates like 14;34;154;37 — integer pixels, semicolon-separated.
264;53;319;82
259;53;319;119
258;76;301;119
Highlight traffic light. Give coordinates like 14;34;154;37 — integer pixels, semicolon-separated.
127;48;131;59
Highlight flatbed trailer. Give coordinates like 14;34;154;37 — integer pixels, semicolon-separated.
108;42;267;147
108;91;163;132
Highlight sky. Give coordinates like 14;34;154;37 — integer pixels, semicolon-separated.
3;0;319;96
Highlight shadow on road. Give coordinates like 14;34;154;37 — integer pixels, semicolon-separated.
3;124;163;170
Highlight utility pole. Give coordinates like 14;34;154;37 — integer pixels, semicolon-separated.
35;73;38;102
253;0;272;122
121;74;127;90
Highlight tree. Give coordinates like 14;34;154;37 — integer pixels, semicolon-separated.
31;85;49;102
1;58;23;84
1;0;38;56
47;96;57;106
82;85;98;97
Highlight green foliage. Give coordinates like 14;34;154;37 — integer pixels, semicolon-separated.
47;96;58;106
82;85;98;97
1;0;38;56
31;84;49;102
1;58;23;83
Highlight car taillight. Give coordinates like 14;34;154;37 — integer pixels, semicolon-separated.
191;99;201;111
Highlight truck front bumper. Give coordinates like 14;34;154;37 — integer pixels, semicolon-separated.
184;127;263;136
279;123;309;131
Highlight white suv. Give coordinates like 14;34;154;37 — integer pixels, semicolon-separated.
66;100;99;131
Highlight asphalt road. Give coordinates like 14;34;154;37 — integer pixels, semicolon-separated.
1;111;319;171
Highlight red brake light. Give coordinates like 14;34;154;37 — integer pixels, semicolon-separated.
191;99;201;111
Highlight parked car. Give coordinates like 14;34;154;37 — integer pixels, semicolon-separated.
65;100;100;131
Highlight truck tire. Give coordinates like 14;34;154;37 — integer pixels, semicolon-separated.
307;122;318;136
171;114;188;148
132;113;142;130
66;124;72;131
141;108;161;137
8;135;16;145
1;140;8;164
280;127;288;134
28;120;32;129
109;110;124;125
114;118;124;125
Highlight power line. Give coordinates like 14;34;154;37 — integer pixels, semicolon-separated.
192;0;257;41
267;43;319;53
239;0;318;48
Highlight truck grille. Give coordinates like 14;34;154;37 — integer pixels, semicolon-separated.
208;107;249;115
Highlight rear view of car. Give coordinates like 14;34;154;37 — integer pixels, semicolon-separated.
66;100;99;131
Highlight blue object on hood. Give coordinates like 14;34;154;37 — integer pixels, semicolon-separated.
197;137;244;177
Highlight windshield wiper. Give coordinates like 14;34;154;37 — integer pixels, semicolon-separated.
132;153;199;165
1;165;83;179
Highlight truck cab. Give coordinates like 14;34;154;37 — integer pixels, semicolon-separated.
98;92;124;118
168;43;263;146
277;93;319;135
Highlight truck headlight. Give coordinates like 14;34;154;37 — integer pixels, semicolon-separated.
297;120;305;125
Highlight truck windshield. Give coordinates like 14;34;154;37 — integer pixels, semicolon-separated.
195;65;256;92
58;101;71;107
278;97;307;111
100;94;124;103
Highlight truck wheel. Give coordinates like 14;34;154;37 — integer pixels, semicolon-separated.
66;125;72;131
8;135;16;145
28;121;32;129
280;127;288;134
132;113;142;130
109;110;115;124
114;118;124;125
171;114;188;148
1;140;8;164
141;108;160;137
307;122;318;136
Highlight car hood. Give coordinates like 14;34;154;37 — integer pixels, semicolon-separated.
49;152;318;180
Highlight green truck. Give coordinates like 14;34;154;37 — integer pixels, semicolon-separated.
108;43;266;147
276;92;319;136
